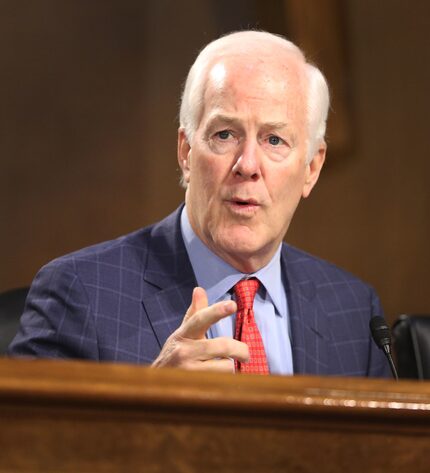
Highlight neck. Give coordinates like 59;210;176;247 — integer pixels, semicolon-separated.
213;250;271;274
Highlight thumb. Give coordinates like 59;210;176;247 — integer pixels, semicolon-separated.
183;287;208;323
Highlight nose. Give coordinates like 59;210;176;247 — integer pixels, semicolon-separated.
232;139;261;181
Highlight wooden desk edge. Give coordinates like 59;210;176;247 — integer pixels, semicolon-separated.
1;358;429;422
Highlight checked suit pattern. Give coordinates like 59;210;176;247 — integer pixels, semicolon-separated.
8;206;391;379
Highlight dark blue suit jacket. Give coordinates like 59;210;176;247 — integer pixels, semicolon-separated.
8;207;390;377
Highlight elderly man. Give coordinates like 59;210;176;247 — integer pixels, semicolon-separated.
8;31;390;377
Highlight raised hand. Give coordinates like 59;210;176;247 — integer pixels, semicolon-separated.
151;287;249;372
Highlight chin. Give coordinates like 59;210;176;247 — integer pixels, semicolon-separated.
213;227;267;263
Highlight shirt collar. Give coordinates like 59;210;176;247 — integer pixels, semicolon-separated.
180;206;285;316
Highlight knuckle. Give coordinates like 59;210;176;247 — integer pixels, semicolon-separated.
163;336;191;367
171;344;189;365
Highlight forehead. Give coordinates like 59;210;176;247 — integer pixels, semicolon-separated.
200;54;308;128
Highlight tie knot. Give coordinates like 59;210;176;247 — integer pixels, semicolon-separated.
234;278;260;311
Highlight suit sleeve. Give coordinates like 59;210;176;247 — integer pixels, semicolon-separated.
7;259;100;360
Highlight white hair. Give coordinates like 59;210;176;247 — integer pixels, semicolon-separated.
179;30;330;163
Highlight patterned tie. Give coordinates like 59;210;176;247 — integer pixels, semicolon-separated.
233;278;269;374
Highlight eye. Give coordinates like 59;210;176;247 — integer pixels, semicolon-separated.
216;130;232;140
268;135;283;146
207;128;238;154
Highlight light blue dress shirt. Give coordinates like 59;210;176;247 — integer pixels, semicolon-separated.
180;207;293;375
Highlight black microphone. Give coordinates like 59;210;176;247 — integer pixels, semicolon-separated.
369;316;398;380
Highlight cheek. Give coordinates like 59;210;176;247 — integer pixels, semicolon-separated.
193;153;227;191
270;166;306;210
193;164;215;197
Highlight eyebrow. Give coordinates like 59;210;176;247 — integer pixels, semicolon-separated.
207;114;289;130
260;121;289;130
206;114;241;127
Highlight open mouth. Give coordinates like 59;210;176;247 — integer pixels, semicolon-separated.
235;200;251;206
230;197;259;206
227;198;260;212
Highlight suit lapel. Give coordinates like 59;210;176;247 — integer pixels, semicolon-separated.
141;207;197;348
140;211;331;374
282;246;331;375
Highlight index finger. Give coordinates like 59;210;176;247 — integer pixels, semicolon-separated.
180;299;237;340
182;287;208;324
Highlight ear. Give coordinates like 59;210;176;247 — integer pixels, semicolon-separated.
302;142;326;198
177;128;192;184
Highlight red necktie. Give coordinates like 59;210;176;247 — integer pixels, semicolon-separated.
233;278;269;374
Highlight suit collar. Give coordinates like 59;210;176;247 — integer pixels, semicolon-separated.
143;205;195;289
141;208;331;375
142;206;197;348
281;245;331;375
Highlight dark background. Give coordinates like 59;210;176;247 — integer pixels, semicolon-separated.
1;0;429;325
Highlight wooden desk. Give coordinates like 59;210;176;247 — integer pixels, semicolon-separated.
0;358;429;472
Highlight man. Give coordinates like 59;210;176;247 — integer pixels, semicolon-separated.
8;31;390;377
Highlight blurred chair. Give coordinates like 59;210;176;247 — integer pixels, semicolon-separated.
0;287;28;355
392;314;430;380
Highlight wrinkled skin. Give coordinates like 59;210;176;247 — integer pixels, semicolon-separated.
153;48;326;371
